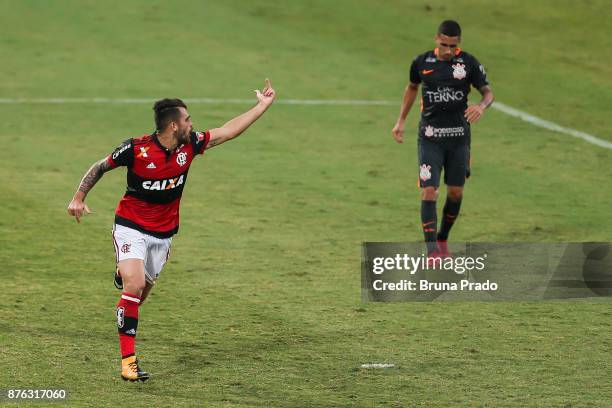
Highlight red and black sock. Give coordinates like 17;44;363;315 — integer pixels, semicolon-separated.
421;200;438;254
437;197;462;241
116;292;140;359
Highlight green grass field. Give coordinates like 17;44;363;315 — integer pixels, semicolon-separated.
1;0;612;406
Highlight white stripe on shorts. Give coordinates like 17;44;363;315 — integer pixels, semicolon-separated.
112;225;119;263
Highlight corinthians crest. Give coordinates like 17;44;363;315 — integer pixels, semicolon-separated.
452;63;466;80
424;125;435;137
419;164;432;181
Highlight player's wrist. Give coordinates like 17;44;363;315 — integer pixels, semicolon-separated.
255;101;270;112
72;191;86;202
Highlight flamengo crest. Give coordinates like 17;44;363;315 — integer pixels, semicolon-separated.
177;152;187;166
452;63;466;80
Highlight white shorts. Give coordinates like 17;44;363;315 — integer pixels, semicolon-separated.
112;224;172;284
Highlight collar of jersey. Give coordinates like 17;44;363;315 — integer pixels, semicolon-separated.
433;47;462;60
151;131;183;156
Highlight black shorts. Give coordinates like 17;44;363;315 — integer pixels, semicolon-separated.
418;138;470;188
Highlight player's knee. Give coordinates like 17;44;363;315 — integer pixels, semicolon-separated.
123;280;145;297
121;272;146;296
117;259;146;296
421;187;438;201
447;187;463;201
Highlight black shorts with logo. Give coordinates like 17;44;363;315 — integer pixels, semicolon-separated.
418;138;470;188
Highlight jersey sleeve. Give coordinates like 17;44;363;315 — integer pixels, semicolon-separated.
469;56;489;89
190;130;211;155
409;56;421;84
107;138;133;168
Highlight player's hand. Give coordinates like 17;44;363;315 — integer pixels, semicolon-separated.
67;198;91;223
465;104;485;124
392;121;404;143
255;78;276;108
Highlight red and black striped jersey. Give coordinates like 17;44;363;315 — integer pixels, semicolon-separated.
106;130;210;238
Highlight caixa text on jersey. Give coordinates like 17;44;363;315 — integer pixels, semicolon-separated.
142;175;185;191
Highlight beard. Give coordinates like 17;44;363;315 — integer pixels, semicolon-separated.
174;128;191;145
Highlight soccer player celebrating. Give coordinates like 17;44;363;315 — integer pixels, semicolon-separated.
67;80;276;381
392;20;494;258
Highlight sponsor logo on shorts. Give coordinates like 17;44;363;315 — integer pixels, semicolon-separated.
452;63;466;80
116;307;125;328
142;175;185;191
176;152;187;166
121;243;131;253
420;164;432;181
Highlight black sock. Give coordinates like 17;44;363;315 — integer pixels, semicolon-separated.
437;196;462;241
421;200;437;253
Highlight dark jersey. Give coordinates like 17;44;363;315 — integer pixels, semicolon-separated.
106;130;210;238
409;48;488;142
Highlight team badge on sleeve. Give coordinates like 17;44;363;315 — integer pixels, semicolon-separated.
452;63;466;80
112;143;131;160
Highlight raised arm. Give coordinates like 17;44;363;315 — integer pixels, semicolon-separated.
392;82;420;144
67;157;114;223
206;79;276;149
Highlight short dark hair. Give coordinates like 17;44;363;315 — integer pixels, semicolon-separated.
153;98;187;131
438;20;461;37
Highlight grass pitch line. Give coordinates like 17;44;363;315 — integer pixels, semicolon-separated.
0;97;609;149
360;363;395;369
492;102;612;150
